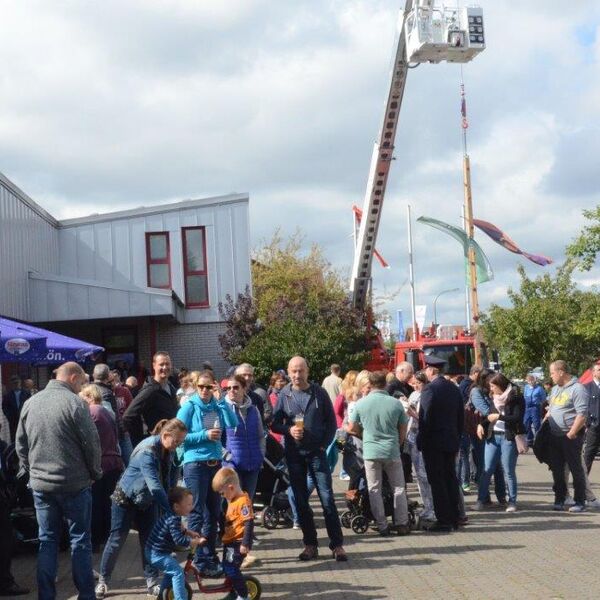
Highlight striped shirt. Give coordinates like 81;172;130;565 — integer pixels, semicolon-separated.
145;514;190;555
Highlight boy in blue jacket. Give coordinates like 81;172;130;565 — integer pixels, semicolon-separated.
145;487;203;600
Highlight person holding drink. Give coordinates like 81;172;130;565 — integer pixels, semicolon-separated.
176;370;238;577
271;356;347;562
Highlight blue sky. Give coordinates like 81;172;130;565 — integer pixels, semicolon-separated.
0;0;598;328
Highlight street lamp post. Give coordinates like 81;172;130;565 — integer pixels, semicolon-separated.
433;287;460;328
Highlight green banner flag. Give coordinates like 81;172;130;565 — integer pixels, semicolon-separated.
417;216;494;284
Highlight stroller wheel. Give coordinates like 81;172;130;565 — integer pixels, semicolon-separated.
261;507;279;530
351;515;369;534
340;511;353;529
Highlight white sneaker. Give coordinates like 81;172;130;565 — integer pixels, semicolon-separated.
568;504;586;513
565;495;576;506
505;503;517;513
587;498;600;510
95;582;108;600
147;584;161;598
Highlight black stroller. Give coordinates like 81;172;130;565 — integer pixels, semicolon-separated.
339;436;418;534
254;434;293;529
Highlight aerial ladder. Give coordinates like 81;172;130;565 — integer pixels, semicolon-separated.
350;0;486;359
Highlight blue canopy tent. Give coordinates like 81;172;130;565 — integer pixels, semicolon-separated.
0;316;104;365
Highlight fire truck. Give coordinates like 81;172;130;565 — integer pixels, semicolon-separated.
350;0;486;373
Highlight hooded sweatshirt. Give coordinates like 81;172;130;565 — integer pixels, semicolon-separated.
548;377;589;436
176;393;238;463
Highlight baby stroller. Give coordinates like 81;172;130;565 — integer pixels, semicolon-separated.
339;437;418;534
254;434;293;529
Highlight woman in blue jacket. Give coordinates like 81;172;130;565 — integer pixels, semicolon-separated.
176;370;237;577
223;374;265;499
95;418;187;600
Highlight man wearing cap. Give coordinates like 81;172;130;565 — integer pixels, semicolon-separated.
417;355;464;532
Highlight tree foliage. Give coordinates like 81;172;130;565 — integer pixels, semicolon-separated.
481;263;600;378
218;231;368;383
566;205;600;271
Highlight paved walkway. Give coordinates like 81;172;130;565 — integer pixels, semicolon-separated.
13;453;600;599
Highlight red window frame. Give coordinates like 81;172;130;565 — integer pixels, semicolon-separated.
145;232;171;289
182;226;209;308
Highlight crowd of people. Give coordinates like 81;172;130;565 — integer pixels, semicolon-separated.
1;352;599;599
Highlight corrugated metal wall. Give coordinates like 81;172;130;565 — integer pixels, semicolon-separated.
0;176;59;321
58;200;251;324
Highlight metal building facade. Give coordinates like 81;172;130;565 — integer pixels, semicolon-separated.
0;173;59;321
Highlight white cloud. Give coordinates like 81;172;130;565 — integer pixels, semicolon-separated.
0;0;599;328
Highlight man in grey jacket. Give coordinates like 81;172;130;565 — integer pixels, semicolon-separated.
16;362;102;600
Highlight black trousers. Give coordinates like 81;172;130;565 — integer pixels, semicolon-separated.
549;433;586;505
584;425;600;473
422;449;460;527
0;492;15;589
91;469;121;547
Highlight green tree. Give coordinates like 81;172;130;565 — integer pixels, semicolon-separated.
481;263;600;378
566;205;600;271
218;231;368;383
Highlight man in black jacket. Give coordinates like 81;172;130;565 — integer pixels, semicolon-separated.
417;355;464;532
386;361;414;399
123;352;178;447
584;363;600;474
271;356;346;562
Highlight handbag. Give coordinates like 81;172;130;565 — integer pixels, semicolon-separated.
515;433;529;454
110;485;133;508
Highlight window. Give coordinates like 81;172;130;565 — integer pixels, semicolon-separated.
182;226;209;307
145;232;171;289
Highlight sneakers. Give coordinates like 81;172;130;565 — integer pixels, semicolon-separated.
552;503;565;511
587;498;600;510
95;582;108;600
339;472;350;481
565;495;576;506
147;584;161;598
471;501;485;511
292;522;300;530
568;504;586;513
462;483;471;493
241;554;261;569
201;564;224;578
505;503;517;513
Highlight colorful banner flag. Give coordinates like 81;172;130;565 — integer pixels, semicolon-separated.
473;219;553;267
397;310;404;342
417;216;494;284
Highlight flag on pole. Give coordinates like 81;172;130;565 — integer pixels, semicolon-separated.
397;310;404;341
473;219;553;266
417;216;494;284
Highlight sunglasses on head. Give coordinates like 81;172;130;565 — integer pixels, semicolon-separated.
226;385;241;391
197;384;213;391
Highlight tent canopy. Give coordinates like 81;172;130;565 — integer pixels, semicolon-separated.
0;316;103;365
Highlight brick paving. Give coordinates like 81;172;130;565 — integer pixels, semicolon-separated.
13;454;600;599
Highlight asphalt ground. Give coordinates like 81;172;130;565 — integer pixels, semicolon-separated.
12;452;600;599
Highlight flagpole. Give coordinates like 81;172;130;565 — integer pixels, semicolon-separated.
460;70;482;365
407;205;418;341
461;205;471;331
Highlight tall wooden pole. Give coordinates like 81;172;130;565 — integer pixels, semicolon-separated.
461;74;482;365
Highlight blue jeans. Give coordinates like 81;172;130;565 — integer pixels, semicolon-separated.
478;434;518;503
238;469;260;500
146;549;187;600
119;434;134;467
99;501;158;586
523;406;541;444
223;543;247;598
183;461;221;568
457;433;471;486
33;487;95;600
287;449;343;549
473;434;506;502
287;475;315;524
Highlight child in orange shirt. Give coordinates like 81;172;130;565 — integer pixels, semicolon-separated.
212;467;254;600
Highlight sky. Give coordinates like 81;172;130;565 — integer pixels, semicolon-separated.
1;0;599;330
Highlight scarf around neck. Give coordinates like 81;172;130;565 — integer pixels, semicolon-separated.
492;384;512;412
